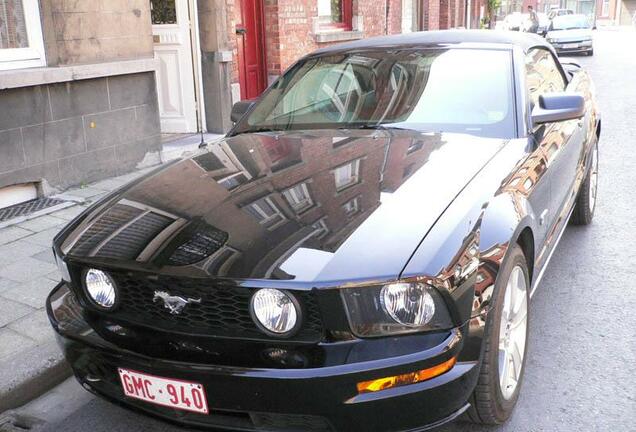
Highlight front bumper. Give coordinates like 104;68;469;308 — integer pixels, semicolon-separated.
47;282;481;432
550;41;593;54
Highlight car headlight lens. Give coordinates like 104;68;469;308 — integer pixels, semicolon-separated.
341;281;453;337
381;282;435;327
84;269;117;309
250;289;299;336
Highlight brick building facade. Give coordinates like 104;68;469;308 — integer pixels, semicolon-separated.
196;0;485;136
0;0;483;211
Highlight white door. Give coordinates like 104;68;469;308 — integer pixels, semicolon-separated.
151;0;198;133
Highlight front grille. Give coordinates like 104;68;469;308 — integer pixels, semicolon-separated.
93;271;323;342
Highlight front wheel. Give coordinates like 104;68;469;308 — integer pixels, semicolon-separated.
571;141;598;225
466;244;529;424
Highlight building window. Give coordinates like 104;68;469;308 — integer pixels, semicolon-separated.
311;217;329;238
601;0;610;16
407;141;423;154
283;182;314;213
218;172;249;191
342;197;359;216
245;196;287;229
334;159;360;191
151;0;177;24
205;246;240;276
0;0;45;70
317;0;352;30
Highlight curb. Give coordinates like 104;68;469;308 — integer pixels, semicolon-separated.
0;341;71;413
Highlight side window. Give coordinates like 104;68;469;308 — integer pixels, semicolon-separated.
525;49;566;107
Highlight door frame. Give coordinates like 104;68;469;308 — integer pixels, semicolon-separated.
236;0;268;100
187;0;207;132
152;0;207;133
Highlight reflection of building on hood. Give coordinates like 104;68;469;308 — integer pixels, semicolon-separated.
63;129;461;281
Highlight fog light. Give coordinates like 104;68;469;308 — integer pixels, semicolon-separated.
356;357;457;394
250;289;299;336
84;269;117;310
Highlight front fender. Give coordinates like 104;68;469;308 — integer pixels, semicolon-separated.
401;139;537;325
475;191;538;317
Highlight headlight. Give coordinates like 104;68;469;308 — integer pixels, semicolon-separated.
341;281;453;337
84;269;118;309
381;282;435;326
250;289;300;336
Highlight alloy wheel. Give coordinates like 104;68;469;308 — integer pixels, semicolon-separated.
498;265;528;400
589;145;598;214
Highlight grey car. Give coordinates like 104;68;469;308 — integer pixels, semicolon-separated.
546;14;594;56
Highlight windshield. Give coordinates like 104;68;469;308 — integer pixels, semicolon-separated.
234;48;516;139
551;15;590;30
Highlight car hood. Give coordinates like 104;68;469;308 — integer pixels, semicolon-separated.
60;130;506;285
547;29;592;40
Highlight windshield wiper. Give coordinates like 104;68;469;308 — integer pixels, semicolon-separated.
338;123;412;131
233;127;287;136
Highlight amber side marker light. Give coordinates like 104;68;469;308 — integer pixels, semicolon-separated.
356;357;457;394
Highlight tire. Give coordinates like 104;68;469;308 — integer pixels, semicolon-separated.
466;244;529;425
571;141;598;225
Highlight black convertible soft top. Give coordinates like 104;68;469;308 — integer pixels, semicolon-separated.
312;30;552;55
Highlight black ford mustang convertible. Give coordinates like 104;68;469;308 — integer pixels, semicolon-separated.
48;31;600;431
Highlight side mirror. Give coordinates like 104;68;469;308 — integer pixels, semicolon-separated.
231;99;256;123
531;93;585;124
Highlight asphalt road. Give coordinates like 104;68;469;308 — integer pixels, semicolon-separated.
5;29;635;432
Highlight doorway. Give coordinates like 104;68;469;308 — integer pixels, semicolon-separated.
236;0;268;100
151;0;199;133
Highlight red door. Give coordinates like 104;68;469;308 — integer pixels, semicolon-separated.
237;0;267;100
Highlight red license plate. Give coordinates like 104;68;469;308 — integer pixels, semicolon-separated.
118;368;209;414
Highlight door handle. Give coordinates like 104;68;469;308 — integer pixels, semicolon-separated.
236;26;247;36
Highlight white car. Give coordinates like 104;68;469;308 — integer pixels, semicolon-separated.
546;14;594;56
503;12;524;31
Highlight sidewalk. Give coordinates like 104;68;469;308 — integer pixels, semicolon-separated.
0;133;222;413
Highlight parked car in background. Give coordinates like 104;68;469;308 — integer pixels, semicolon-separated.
47;31;600;431
546;14;594;56
548;8;574;20
503;12;524;30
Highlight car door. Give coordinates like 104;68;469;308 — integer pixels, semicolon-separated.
525;47;584;261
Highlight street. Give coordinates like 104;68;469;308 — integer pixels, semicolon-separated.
5;29;636;432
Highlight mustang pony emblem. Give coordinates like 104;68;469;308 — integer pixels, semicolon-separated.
153;291;201;315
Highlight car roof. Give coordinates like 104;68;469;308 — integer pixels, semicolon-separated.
311;30;552;56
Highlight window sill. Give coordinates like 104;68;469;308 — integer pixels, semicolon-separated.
0;57;158;90
313;30;364;43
